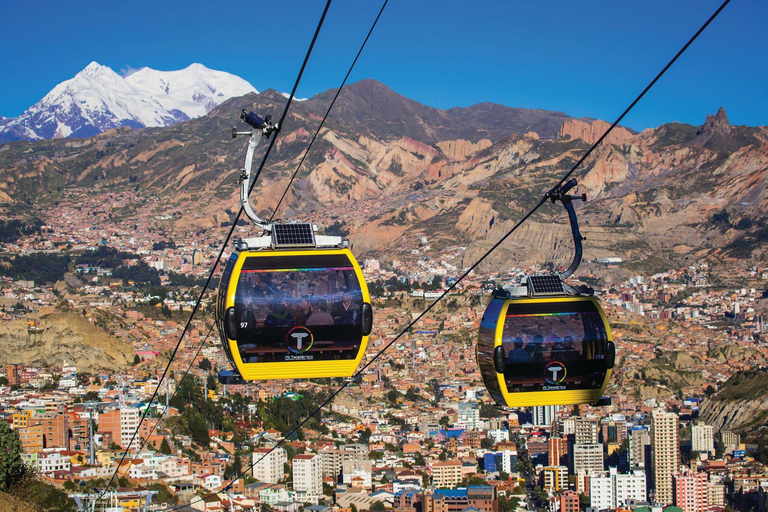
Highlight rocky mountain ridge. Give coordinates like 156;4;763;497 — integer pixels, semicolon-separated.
0;79;766;277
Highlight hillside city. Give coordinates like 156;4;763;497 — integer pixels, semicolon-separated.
2;188;768;512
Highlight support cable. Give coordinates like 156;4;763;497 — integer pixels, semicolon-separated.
131;322;216;457
268;0;389;223
97;0;333;501
163;0;730;508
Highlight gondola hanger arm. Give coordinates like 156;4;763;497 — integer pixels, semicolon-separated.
547;179;587;281
232;110;279;229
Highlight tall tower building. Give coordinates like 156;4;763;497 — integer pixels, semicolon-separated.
629;426;651;468
691;424;714;455
252;447;287;483
651;409;680;505
532;406;559;428
574;416;600;445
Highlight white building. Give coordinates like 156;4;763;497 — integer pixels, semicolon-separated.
691;424;714;455
486;429;510;444
573;443;604;474
253;447;287;483
342;459;373;489
129;464;157;480
540;466;568;491
532;405;559;428
589;468;647;510
37;451;71;474
293;454;322;500
457;401;480;430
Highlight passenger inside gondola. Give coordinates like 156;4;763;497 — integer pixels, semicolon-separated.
232;262;365;362
507;337;528;363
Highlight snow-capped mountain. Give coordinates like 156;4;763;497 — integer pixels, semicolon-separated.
0;62;258;143
125;63;256;118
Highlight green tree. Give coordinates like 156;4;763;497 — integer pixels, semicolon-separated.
233;455;243;477
160;437;172;455
206;374;217;394
199;358;212;372
0;421;28;491
186;413;210;447
133;354;140;365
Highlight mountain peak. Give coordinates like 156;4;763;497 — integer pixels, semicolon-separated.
706;107;730;130
80;61;110;76
689;106;742;152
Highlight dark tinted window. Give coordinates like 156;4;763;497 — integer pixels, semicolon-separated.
233;254;365;363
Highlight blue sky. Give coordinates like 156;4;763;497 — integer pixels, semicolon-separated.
1;0;765;131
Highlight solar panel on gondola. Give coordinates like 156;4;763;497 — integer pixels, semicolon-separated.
272;222;316;248
528;274;565;295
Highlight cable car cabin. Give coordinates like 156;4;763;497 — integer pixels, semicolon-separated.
216;227;372;381
476;277;615;408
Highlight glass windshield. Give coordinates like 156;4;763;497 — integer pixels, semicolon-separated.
233;253;365;363
501;300;609;392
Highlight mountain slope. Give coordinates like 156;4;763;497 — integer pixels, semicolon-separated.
0;80;764;275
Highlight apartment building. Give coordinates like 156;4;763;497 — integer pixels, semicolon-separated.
293;454;322;499
252;447;287;483
431;460;463;489
651;409;680;505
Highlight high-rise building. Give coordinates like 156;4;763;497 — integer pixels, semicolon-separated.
293;454;322;499
98;408;139;449
601;416;627;445
482;450;517;474
532;406;559;428
457;402;480;430
651;409;680;505
252;447;287;483
574;416;600;445
673;472;708;512
573;443;603;474
691;424;714;455
548;437;567;467
721;431;740;454
319;443;367;480
431;460;463;489
629;426;651;468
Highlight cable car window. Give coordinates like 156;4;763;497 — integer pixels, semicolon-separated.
233;254;364;363
502;300;609;392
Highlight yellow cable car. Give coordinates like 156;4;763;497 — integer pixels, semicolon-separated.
477;290;614;408
475;179;615;408
217;244;372;381
216;111;372;382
